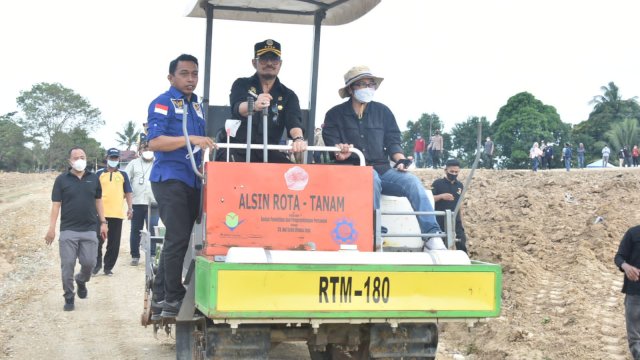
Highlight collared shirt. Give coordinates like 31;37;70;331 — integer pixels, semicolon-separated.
51;170;102;232
430;134;444;151
431;177;464;230
125;157;156;205
322;100;403;175
147;86;206;189
615;225;640;295
229;73;303;145
97;168;132;219
484;140;494;155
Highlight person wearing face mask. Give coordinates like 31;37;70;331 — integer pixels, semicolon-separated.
227;39;306;163
323;65;446;251
94;148;133;276
45;146;108;311
431;159;468;253
124;142;158;266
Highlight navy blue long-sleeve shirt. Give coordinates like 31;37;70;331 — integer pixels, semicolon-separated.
322;100;403;175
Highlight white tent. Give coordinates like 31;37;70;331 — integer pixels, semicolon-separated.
586;160;616;168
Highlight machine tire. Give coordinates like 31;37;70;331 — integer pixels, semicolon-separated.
308;348;331;360
331;343;370;360
308;343;370;360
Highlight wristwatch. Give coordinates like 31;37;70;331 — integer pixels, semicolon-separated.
101;220;108;224
292;136;304;142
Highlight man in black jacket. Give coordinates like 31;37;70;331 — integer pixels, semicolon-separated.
228;39;306;162
615;225;640;359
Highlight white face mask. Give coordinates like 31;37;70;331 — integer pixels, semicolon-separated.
72;159;86;172
353;88;375;103
142;151;154;160
107;160;120;168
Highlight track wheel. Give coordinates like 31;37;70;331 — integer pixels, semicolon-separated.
308;343;370;360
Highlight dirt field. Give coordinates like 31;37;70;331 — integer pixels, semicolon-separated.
0;168;635;360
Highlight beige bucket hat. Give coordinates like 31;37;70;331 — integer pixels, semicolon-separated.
338;65;384;98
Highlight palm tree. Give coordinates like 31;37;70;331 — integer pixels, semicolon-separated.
116;120;141;150
575;82;640;146
589;82;622;112
605;118;640;151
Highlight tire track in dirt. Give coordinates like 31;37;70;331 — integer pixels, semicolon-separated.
596;270;628;360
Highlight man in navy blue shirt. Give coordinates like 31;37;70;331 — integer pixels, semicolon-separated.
147;54;216;319
323;65;445;250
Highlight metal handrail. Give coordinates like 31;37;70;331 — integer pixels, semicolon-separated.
212;144;367;166
375;209;454;251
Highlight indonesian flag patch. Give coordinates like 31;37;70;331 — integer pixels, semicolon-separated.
154;103;169;115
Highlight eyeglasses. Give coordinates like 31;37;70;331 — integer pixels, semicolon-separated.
352;81;376;88
256;55;282;64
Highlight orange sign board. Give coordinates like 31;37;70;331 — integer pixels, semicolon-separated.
203;162;374;256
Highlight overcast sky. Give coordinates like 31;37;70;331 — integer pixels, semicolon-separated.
2;0;640;150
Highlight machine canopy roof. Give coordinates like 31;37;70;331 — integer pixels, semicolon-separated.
186;0;381;26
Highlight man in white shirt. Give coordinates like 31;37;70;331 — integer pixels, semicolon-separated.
125;142;157;266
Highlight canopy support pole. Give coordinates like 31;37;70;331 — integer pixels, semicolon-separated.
203;2;214;133
307;9;325;160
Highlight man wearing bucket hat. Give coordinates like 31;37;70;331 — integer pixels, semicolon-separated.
322;66;446;250
228;39;306;162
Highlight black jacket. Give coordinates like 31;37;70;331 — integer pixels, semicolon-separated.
614;225;640;295
322;100;403;175
229;73;303;145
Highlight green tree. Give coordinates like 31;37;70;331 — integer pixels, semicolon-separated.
49;128;104;171
572;82;640;150
492;92;571;169
450;116;491;167
116;120;141;151
604;118;640;153
30;141;47;171
590;81;623;111
16;82;102;168
0;112;32;171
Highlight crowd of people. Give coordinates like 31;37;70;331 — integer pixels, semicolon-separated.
529;141;640;171
41;39;640;360
410;130;447;169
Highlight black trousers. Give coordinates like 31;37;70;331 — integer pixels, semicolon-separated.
437;217;467;253
431;150;442;168
97;218;123;271
151;180;199;303
130;204;157;259
455;222;468;253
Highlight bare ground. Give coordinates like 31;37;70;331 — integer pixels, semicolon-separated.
0;168;635;360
